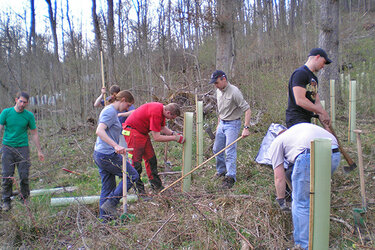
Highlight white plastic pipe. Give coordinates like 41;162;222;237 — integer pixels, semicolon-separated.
30;186;78;196
51;194;138;206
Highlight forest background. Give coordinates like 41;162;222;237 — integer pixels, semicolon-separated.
0;0;374;248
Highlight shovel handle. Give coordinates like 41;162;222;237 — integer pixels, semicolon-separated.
329;125;356;166
354;130;366;209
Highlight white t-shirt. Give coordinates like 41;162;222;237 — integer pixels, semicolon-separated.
269;123;338;169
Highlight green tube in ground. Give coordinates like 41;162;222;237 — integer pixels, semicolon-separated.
196;101;204;166
330;80;336;129
349;80;357;143
182;112;193;192
309;139;332;250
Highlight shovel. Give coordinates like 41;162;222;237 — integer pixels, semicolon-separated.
352;130;367;231
120;148;136;222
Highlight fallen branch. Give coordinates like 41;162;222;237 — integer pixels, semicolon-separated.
143;213;175;249
330;216;354;233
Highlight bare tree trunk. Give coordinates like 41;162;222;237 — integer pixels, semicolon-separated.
216;0;235;75
92;0;103;53
107;0;115;83
256;0;263;49
289;0;296;34
92;0;106;87
279;0;286;31
45;0;59;61
318;0;340;109
28;0;36;55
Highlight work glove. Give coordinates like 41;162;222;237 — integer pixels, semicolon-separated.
175;134;185;144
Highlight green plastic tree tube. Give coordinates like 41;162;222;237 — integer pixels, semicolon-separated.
330;80;336;129
309;139;332;250
196;101;204;166
349;80;356;143
182;112;193;192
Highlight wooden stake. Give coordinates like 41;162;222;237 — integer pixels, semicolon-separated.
100;51;108;106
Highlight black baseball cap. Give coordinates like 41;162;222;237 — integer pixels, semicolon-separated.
209;70;226;84
308;48;332;64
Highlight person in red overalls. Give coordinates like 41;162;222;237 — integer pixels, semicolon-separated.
123;102;185;195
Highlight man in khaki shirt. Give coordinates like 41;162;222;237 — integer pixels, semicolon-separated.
209;70;251;189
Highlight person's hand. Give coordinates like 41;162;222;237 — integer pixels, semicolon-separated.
114;145;126;154
101;87;106;94
175;134;185;144
38;151;45;161
242;128;250;137
318;110;331;129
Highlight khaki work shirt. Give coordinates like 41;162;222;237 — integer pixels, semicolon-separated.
216;82;250;121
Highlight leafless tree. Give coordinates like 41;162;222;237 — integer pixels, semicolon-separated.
45;0;59;61
216;0;236;75
318;0;340;109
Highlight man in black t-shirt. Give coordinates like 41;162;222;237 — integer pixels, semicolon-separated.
286;48;332;129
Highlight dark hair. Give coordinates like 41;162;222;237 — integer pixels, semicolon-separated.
113;90;134;103
16;91;30;101
109;85;120;95
165;103;180;116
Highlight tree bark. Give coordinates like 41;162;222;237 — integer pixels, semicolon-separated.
318;0;340;109
216;0;235;75
28;0;36;55
107;0;115;83
45;0;59;61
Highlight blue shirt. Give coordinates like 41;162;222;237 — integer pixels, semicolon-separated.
94;105;122;154
118;104;135;124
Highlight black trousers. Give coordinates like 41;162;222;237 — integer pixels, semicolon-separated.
1;146;31;203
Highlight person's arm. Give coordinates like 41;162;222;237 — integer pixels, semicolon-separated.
151;130;184;143
273;164;286;199
30;129;44;161
94;87;106;107
293;86;330;122
96;123;126;154
118;109;135;117
241;108;251;137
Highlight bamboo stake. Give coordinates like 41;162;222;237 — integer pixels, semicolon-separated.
160;136;243;194
100;51;108;106
354;130;366;209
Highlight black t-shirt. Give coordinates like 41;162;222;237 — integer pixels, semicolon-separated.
285;65;318;128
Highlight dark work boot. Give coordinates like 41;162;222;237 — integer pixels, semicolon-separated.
100;200;120;217
221;176;235;189
150;179;164;193
2;202;11;212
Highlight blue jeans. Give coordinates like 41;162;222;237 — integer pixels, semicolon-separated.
291;150;340;249
213;119;241;181
93;151;139;219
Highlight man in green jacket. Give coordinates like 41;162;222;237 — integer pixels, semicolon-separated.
0;92;44;211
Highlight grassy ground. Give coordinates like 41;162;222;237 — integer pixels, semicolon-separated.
0;112;374;248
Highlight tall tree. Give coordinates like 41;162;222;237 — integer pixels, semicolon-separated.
45;0;59;61
107;0;115;83
28;0;36;54
318;0;340;108
216;0;236;75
